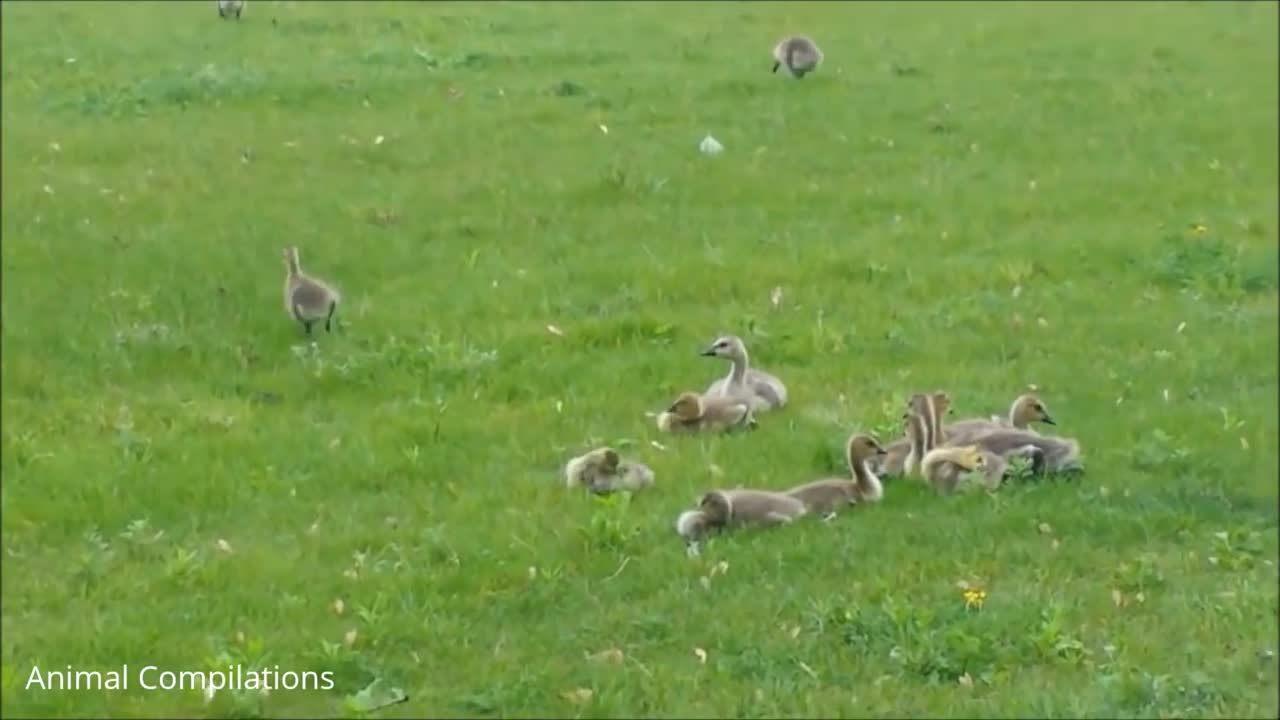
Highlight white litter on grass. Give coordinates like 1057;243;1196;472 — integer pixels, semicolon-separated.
699;135;724;156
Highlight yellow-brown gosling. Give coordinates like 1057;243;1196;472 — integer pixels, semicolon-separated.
564;447;655;495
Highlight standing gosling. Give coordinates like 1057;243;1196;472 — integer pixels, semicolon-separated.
564;447;654;495
282;246;341;336
698;488;807;532
772;36;823;78
657;392;756;434
783;434;887;520
218;0;244;19
702;335;788;413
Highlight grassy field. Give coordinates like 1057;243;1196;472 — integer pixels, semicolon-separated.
2;1;1278;717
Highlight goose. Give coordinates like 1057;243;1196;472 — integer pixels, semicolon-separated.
701;335;788;413
282;246;340;336
783;433;887;519
656;391;756;434
564;447;654;495
772;36;823;78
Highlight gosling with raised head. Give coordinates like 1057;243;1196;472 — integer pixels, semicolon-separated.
783;433;887;520
701;335;788;413
282;246;340;336
944;393;1058;446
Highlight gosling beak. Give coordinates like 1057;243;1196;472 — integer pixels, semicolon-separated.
700;347;717;357
1042;415;1057;426
876;446;888;456
666;402;680;413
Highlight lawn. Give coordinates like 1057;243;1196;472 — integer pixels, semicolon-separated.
2;1;1278;717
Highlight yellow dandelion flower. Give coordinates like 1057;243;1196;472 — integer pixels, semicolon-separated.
1190;223;1208;235
962;588;987;610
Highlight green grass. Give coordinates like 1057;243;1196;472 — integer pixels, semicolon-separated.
2;0;1278;717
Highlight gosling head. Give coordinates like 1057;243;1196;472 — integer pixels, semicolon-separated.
667;392;705;421
847;434;887;463
590;447;621;473
698;490;733;525
700;335;746;360
955;445;987;472
1013;394;1056;426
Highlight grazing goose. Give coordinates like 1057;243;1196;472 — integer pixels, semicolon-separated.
564;447;655;495
656;391;756;434
702;335;788;413
783;433;887;519
282;246;340;336
772;35;823;78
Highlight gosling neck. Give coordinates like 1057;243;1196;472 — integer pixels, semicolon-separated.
849;450;883;503
724;347;749;387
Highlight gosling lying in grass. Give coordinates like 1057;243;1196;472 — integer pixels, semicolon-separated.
218;0;244;19
702;335;788;413
564;447;654;495
772;35;823;78
656;391;756;434
698;488;807;531
783;433;887;520
282;246;340;337
943;393;1057;445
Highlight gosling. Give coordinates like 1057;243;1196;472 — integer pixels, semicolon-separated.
564;447;654;495
772;35;823;78
698;488;807;531
920;444;996;493
217;0;244;19
701;335;788;413
783;433;887;520
675;509;717;557
656;391;756;434
282;246;341;336
943;393;1058;446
